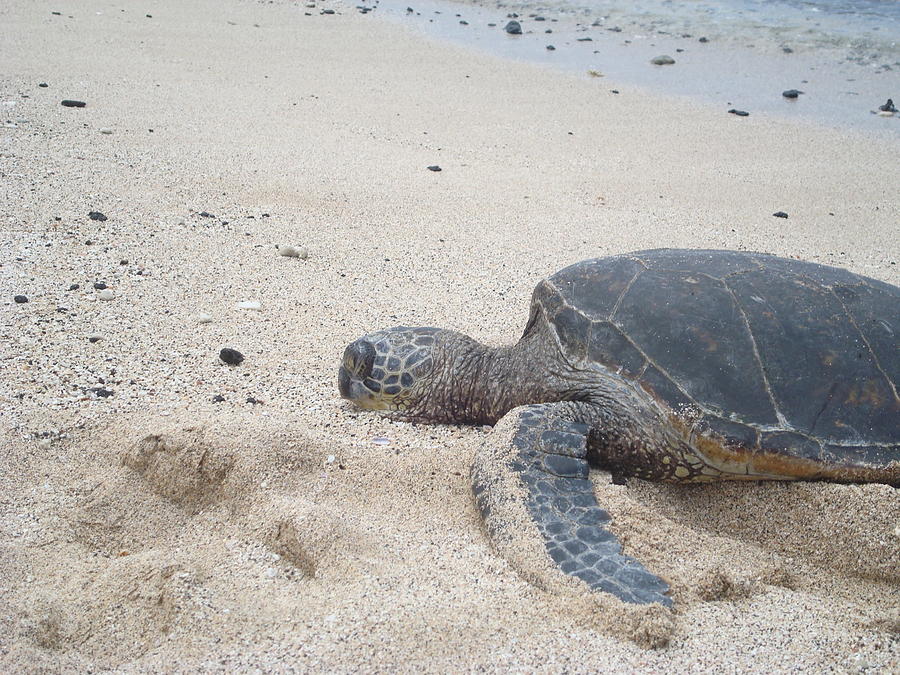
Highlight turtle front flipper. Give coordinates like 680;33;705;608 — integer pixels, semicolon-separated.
471;402;672;607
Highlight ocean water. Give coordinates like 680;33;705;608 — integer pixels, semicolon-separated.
374;0;900;131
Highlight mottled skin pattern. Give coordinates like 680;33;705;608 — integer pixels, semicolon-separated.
339;249;900;606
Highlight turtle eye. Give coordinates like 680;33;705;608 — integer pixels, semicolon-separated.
343;339;375;379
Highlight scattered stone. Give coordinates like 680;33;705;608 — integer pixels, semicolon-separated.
61;100;86;107
14;295;28;304
504;20;522;35
650;55;675;65
546;45;555;51
212;394;226;403
535;16;545;21
219;348;245;366
699;37;708;43
98;289;115;301
577;37;592;42
773;211;789;218
782;89;803;99
39;83;49;88
195;313;214;324
427;165;441;172
460;20;468;25
68;284;79;291
878;98;897;113
88;211;107;221
236;300;262;311
322;9;335;14
92;388;114;398
782;46;793;53
728;109;750;116
199;211;215;218
99;128;113;134
87;334;103;343
278;245;308;259
611;89;620;94
93;282;107;290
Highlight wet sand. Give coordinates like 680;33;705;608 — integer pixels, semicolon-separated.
1;0;898;670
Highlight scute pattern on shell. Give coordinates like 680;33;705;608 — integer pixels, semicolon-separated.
537;249;899;466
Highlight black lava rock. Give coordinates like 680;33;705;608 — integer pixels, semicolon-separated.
698;36;708;43
93;282;107;290
322;9;335;14
782;89;803;99
68;284;79;291
546;45;555;51
88;335;102;343
427;165;442;172
878;98;897;112
460;20;468;25
504;20;522;35
39;83;49;88
88;211;107;221
728;109;750;116
14;295;28;304
773;211;789;218
92;388;114;398
219;347;245;365
576;37;592;42
61;100;86;107
212;394;226;403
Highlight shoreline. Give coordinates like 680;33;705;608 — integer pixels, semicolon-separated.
375;0;900;133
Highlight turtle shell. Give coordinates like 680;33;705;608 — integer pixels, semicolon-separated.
534;249;899;468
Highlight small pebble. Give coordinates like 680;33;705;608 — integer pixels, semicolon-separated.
773;211;789;218
98;289;115;301
322;9;335;14
195;313;213;324
278;245;308;259
39;83;49;88
87;334;103;343
782;89;803;99
93;282;107;290
236;300;262;311
427;165;442;172
877;98;897;113
699;37;708;43
212;394;226;403
546;45;555;51
14;295;29;304
372;437;391;445
88;211;107;221
68;284;79;291
92;388;114;398
99;128;113;134
728;109;750;116
61;100;86;108
219;347;245;366
504;20;522;35
650;55;675;65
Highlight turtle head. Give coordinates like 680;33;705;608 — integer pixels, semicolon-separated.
338;326;441;415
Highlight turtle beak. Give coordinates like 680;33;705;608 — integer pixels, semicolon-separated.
337;365;354;399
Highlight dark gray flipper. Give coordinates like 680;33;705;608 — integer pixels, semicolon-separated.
472;403;672;607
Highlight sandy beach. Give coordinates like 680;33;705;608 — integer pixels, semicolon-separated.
1;0;899;671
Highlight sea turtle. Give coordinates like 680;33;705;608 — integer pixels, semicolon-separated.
338;249;899;607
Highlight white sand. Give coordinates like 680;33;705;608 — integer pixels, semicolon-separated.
1;0;898;670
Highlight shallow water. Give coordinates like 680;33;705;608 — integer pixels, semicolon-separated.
372;0;900;132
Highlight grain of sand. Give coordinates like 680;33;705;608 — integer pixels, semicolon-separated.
1;0;898;671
